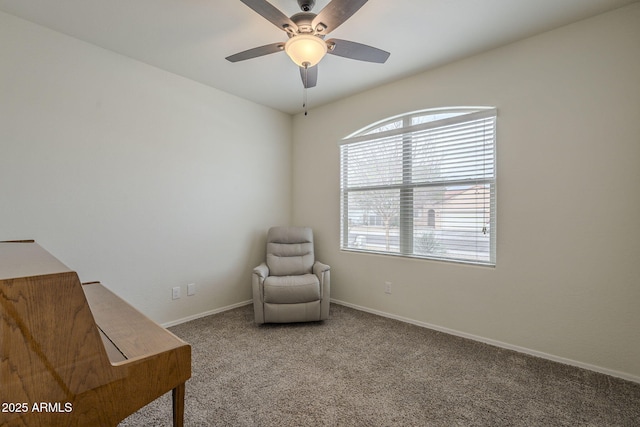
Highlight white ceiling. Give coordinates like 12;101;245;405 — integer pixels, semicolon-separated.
1;0;636;114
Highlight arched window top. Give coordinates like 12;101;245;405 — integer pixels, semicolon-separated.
346;107;496;139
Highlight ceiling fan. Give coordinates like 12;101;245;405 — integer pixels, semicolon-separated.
226;0;390;90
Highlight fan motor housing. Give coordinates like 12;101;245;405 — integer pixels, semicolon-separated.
297;0;316;12
290;12;316;34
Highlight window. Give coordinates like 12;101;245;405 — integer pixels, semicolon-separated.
427;209;436;228
340;107;496;266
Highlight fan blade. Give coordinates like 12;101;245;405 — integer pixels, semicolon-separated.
225;42;285;62
300;65;318;88
312;0;368;35
326;39;390;63
240;0;298;32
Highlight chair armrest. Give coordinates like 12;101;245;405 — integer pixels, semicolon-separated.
313;261;330;291
313;261;330;276
313;261;331;319
253;263;269;280
252;263;269;324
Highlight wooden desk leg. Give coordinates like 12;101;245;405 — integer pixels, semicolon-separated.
172;383;185;427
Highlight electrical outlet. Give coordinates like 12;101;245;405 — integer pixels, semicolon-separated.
384;281;392;294
172;286;181;300
187;283;196;296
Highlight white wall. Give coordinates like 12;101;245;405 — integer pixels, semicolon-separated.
0;11;292;324
292;4;640;380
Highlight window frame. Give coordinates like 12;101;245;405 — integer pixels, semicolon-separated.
339;107;497;266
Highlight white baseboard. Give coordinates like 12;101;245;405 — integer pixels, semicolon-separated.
161;300;253;328
331;299;640;384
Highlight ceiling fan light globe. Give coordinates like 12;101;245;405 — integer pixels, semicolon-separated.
284;34;327;67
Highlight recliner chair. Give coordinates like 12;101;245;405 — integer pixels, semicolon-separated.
252;226;330;324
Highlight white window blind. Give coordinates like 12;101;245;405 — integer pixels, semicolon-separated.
340;108;497;265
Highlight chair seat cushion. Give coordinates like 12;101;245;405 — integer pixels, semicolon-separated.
263;274;320;304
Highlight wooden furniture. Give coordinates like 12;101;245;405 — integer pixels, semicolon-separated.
0;241;191;427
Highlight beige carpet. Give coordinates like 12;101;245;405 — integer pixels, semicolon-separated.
120;304;640;426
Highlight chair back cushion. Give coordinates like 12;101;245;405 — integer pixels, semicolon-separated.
266;226;314;276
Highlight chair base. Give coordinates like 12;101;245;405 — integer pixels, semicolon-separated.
254;301;329;324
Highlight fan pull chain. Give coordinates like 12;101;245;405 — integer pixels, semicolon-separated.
303;62;309;116
303;89;308;116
